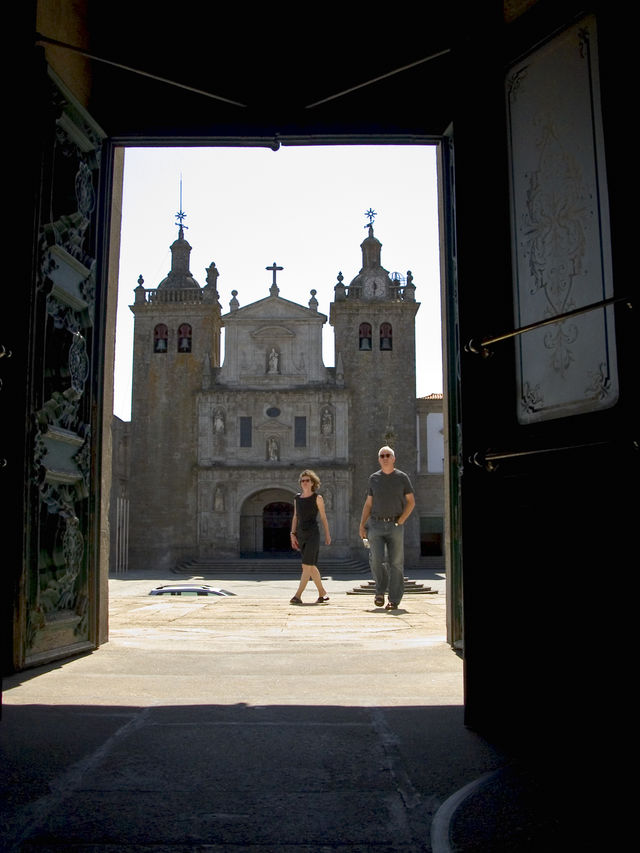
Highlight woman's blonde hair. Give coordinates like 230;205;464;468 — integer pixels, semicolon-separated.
299;469;321;491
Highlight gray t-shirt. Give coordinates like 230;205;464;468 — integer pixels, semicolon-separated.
367;469;414;518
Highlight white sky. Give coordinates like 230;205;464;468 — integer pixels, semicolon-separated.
113;145;443;421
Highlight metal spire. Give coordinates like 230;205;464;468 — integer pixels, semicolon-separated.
175;174;188;234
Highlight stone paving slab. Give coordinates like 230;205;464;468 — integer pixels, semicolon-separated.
1;570;507;852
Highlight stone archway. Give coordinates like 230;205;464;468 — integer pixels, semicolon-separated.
239;489;295;556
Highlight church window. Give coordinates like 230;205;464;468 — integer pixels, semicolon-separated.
294;416;307;447
153;324;168;353
266;407;281;417
177;323;192;353
359;322;372;350
380;322;393;350
240;416;252;447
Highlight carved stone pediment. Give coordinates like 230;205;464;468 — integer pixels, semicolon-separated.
251;325;296;339
224;295;326;322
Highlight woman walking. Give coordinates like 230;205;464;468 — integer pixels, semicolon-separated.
289;470;331;604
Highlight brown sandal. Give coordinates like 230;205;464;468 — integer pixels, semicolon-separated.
385;602;398;610
316;595;330;603
290;596;303;605
374;595;385;607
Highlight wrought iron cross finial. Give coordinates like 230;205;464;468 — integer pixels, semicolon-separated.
364;208;377;227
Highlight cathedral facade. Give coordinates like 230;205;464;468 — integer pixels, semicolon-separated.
116;219;443;573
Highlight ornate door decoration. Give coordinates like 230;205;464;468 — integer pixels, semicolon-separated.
506;15;618;423
23;72;105;667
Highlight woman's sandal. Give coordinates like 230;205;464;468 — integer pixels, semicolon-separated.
385;601;398;610
290;596;303;605
316;595;330;603
374;595;385;607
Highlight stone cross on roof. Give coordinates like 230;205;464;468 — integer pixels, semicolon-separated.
266;261;283;295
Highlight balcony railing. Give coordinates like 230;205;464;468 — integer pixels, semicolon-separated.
135;287;206;305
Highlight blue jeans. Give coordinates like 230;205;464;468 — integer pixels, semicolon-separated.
368;520;405;604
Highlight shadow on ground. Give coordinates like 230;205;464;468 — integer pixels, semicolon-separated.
2;701;506;851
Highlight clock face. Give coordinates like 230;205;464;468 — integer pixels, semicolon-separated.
364;278;381;298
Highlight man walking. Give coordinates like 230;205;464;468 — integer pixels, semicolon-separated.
359;446;415;610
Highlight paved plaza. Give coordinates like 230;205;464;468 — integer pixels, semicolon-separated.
2;569;560;851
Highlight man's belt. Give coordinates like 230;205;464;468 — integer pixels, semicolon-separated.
371;516;399;522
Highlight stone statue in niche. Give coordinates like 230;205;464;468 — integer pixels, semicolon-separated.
321;407;333;436
214;486;225;512
267;437;279;461
213;409;225;435
324;489;334;510
267;348;279;374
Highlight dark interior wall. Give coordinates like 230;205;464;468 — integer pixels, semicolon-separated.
81;4;462;141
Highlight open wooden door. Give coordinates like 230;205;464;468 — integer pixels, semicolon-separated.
438;130;464;652
452;10;634;752
6;59;113;673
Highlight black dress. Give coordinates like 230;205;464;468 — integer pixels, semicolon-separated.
295;493;320;565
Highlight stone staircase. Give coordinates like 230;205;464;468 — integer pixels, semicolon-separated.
172;557;442;597
172;556;372;576
347;578;438;596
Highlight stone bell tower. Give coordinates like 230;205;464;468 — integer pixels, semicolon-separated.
128;215;223;572
330;213;420;560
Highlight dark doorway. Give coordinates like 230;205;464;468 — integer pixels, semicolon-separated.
420;517;444;556
263;502;294;553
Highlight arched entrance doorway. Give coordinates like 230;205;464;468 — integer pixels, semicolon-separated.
239;489;295;557
263;502;294;553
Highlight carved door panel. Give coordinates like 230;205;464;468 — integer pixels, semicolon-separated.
456;12;633;745
506;15;617;424
17;71;105;670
